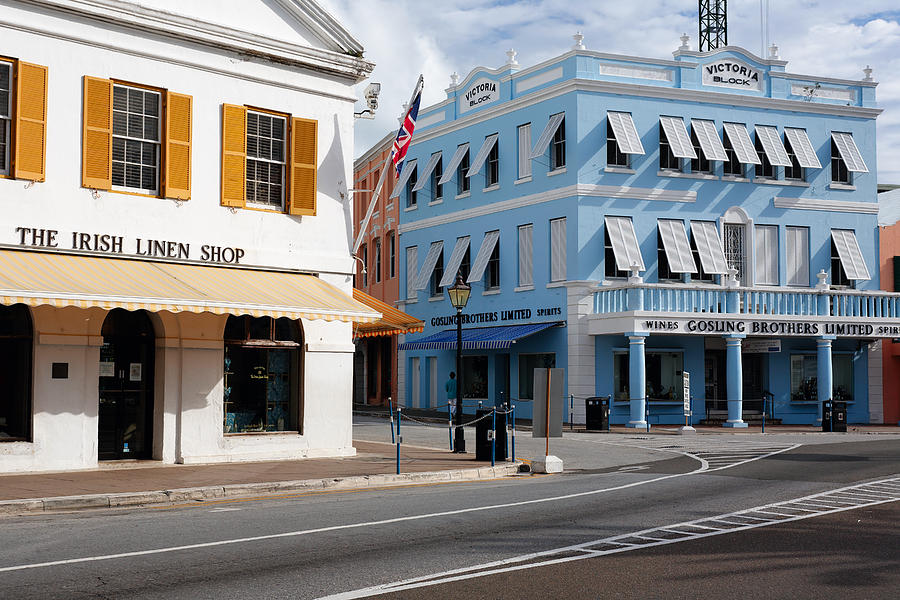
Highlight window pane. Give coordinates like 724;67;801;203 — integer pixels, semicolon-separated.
143;116;158;141
125;139;141;163
142;167;156;191
125;163;141;188
144;91;158;117
128;88;143;114
461;356;488;399
518;354;555;399
113;86;128;111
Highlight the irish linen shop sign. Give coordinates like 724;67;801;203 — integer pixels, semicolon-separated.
702;59;762;91
460;78;500;113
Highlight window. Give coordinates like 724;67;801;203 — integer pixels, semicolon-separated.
361;244;368;287
658;124;680;171
406;164;418;208
389;232;396;279
1;58;48;181
519;354;556;400
223;316;302;434
458;246;471;282
614;351;684;402
220;103;316;214
657;230;678;281
457;146;470;195
550;217;567;282
831;139;850;184
790;354;853;403
517;123;532;179
689;128;711;174
85;77;190;199
0;305;33;442
607;120;629;167
783;136;804;181
755;225;778;285
486;237;501;289
831;237;852;288
723;133;743;176
754;132;774;179
461;355;488;399
431;249;444;297
785;226;809;286
486;141;499;187
374;238;382;283
518;224;533;287
550;117;566;170
604;228;629;278
432;155;443;201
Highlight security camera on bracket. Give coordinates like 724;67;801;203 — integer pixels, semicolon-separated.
354;82;381;119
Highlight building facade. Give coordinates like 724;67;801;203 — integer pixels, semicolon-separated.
396;37;898;426
0;0;378;472
878;188;900;426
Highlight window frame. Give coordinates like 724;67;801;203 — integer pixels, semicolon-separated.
430;248;444;298
486;234;501;290
243;108;288;210
754;224;779;286
550;116;566;171
550;217;567;282
111;82;163;196
361;243;368;288
517;122;532;180
604;227;629;279
689;232;715;282
388;231;396;279
518;223;534;287
722;133;743;176
783;135;805;181
485;141;499;187
830;236;854;288
431;155;443;201
0;59;11;176
790;353;854;403
656;229;680;282
785;226;810;287
0;304;34;442
831;138;851;184
607;120;630;168
406;164;418;208
374;237;382;283
457;147;470;195
613;350;685;403
689;127;712;174
658;123;680;171
753;131;775;179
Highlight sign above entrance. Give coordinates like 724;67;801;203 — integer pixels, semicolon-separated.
702;59;762;91
742;338;782;353
460;77;500;113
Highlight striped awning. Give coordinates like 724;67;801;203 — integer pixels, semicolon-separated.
398;322;562;351
353;289;424;338
0;249;380;323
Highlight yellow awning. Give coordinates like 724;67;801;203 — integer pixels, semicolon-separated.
0;249;381;323
352;289;424;338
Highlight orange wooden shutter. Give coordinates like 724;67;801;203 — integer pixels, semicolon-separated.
13;61;48;182
221;104;246;207
288;116;317;216
164;91;192;200
81;76;112;190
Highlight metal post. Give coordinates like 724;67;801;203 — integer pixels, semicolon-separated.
569;394;574;431
448;402;453;451
761;395;766;434
511;404;516;462
646;400;650;433
545;369;551;457
454;307;466;453
389;398;395;444
503;403;509;460
491;408;496;467
396;407;401;475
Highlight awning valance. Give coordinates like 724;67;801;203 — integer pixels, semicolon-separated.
352;289;424;338
398;321;562;351
0;249;380;323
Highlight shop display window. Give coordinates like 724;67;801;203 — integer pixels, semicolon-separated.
461;355;488;399
0;304;33;441
223;316;302;433
613;351;684;402
518;353;556;400
790;354;853;403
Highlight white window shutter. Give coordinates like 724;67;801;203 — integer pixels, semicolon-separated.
518;124;532;179
786;227;809;286
550;217;567;282
518;224;533;286
406;246;418;299
754;225;778;285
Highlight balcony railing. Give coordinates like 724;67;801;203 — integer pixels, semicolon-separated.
593;281;900;319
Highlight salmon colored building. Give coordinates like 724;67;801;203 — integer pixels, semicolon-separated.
878;189;900;425
352;133;422;406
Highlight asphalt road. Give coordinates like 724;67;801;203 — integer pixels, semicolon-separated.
0;427;897;600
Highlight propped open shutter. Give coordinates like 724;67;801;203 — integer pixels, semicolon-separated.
13;61;48;182
82;76;112;190
289;116;317;216
164;91;192;200
220;103;246;208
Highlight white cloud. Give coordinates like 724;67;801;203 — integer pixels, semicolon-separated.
323;0;900;182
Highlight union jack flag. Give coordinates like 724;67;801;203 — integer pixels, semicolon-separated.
391;89;421;176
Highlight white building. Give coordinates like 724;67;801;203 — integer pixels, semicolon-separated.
0;0;378;472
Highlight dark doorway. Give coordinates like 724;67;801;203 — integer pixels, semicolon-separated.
98;309;155;460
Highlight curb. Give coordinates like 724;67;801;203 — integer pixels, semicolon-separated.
0;463;523;516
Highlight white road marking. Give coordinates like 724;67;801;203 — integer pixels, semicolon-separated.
207;508;242;513
0;442;799;575
321;476;900;600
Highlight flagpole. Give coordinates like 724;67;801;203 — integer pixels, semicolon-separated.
352;74;424;256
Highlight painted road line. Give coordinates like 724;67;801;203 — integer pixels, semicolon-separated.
321;475;900;600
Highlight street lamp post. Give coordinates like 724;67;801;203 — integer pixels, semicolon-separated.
447;275;471;453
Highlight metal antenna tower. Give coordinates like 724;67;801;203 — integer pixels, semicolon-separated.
699;0;727;52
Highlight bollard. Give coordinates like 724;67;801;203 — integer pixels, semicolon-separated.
645;400;650;433
448;402;453;451
389;398;395;444
511;404;516;462
491;408;496;467
396;407;401;475
762;396;766;434
569;394;574;431
503;403;510;460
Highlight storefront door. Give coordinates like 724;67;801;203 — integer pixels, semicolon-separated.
742;353;767;414
98;309;155;461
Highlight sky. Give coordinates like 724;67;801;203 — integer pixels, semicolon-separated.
320;0;900;184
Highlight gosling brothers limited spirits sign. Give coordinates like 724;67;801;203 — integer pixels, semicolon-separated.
459;77;500;113
702;59;762;91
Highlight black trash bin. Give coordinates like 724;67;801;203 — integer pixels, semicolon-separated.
475;408;508;461
822;400;847;432
585;396;610;431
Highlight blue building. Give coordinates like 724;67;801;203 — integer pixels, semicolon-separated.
392;36;899;426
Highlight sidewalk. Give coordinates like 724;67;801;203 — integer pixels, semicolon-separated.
0;441;519;516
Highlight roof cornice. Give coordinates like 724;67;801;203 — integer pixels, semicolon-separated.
18;0;374;81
